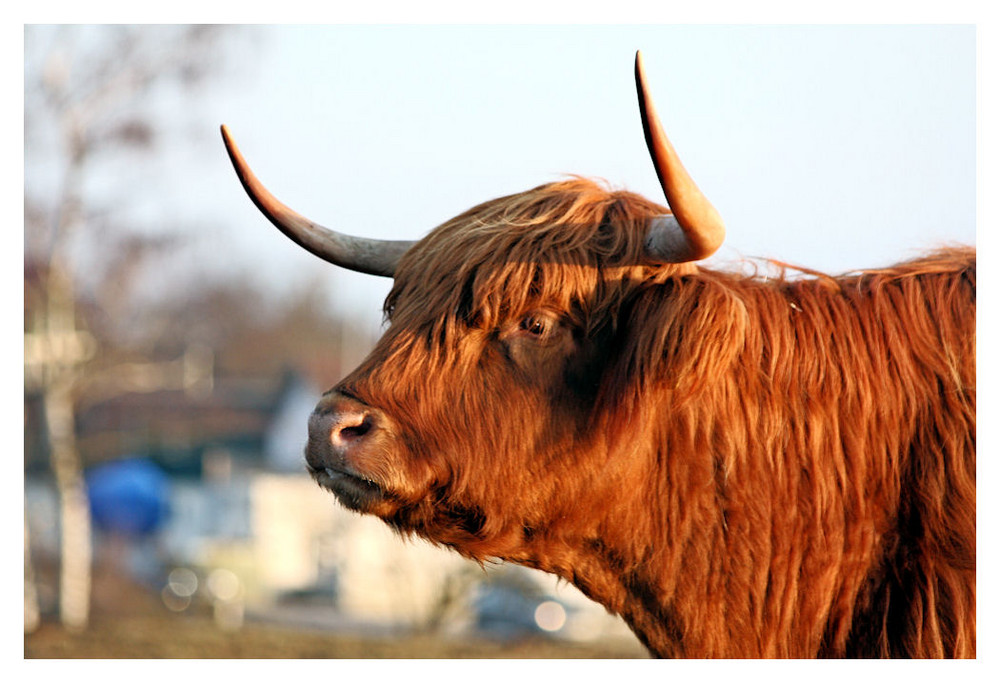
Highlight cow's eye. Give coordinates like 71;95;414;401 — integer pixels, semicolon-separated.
519;313;556;340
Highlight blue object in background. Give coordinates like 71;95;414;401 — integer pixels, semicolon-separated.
86;458;169;536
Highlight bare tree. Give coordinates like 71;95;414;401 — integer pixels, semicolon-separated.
24;24;255;630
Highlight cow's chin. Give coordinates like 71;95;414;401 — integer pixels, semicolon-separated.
310;465;394;514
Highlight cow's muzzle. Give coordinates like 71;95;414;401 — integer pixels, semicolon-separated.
305;391;391;511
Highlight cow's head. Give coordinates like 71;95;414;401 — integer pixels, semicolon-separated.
221;52;726;562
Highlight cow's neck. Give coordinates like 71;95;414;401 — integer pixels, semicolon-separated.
507;531;685;657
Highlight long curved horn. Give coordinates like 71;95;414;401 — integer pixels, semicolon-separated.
221;125;413;277
635;51;725;263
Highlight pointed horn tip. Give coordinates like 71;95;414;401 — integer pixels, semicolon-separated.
219;125;253;189
634;51;653;110
221;125;249;165
220;124;238;153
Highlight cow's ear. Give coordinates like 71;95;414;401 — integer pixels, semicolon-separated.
610;277;748;399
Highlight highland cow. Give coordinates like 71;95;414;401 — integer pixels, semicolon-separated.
221;52;975;658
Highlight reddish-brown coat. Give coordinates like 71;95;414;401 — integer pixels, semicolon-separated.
316;178;975;658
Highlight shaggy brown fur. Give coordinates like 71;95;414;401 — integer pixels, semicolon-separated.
325;177;975;658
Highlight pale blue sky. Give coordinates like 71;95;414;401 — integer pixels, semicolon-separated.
206;25;974;323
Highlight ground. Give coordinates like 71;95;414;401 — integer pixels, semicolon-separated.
25;614;647;658
24;566;648;659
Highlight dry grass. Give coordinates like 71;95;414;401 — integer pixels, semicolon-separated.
25;613;648;659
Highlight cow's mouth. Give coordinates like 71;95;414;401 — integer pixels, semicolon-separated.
309;464;387;512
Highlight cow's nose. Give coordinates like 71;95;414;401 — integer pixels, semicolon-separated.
307;393;382;464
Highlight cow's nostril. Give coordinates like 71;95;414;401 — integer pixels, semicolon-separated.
330;413;375;448
337;414;373;442
308;393;384;460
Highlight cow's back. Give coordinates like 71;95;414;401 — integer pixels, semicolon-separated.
831;247;975;657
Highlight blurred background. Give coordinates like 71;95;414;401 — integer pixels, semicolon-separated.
23;24;975;658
